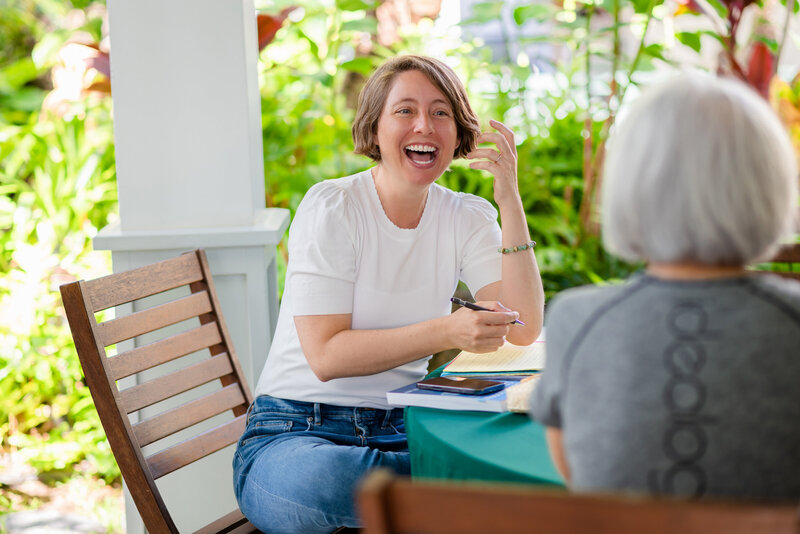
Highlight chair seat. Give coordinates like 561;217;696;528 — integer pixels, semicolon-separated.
193;509;260;534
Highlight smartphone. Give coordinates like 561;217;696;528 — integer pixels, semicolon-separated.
416;376;505;395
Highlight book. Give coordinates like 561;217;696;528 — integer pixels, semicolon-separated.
386;379;513;412
441;336;546;377
386;375;541;413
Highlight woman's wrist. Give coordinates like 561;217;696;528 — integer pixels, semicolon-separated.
432;313;456;352
495;194;525;216
497;200;530;240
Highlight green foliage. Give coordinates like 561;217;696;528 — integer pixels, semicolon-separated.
0;104;119;483
257;3;386;214
0;2;42;68
676;31;703;52
0;1;119;484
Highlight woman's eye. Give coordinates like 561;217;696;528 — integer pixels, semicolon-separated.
434;110;450;117
396;108;411;114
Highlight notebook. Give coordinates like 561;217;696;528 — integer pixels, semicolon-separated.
441;337;546;377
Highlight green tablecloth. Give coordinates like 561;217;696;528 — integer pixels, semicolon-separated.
402;364;564;486
405;407;564;487
405;406;565;487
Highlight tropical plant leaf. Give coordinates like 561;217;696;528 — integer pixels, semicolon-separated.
297;29;320;59
746;41;774;98
335;0;374;11
631;0;662;14
676;31;702;52
0;58;40;92
704;0;730;18
340;57;375;76
513;4;555;25
752;34;779;52
341;18;378;33
257;7;297;52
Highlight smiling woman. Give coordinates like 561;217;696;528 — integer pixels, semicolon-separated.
372;69;462;225
232;55;545;534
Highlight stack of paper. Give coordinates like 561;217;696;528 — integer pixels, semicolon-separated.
386;375;541;413
505;375;542;413
386;334;547;413
386;380;514;413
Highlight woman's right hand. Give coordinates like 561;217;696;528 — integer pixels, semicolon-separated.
447;301;517;353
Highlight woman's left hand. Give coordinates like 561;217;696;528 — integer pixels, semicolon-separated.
466;119;520;208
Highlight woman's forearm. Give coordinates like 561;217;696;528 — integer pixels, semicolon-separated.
295;305;518;381
495;198;545;345
301;315;451;381
546;427;571;484
466;120;545;345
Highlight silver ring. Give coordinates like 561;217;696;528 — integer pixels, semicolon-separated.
495;154;502;163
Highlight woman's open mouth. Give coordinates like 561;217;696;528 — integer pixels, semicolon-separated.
404;144;438;166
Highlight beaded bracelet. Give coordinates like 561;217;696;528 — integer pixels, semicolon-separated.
498;241;536;254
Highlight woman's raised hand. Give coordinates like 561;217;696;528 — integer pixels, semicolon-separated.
466;119;520;208
446;300;518;353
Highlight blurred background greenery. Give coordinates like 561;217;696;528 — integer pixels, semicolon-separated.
1;0;798;530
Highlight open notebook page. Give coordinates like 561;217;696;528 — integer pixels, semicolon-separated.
443;340;546;374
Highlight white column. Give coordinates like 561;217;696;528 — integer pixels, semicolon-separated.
108;0;266;231
96;1;289;532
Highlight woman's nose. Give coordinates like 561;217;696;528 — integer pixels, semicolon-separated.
413;114;434;134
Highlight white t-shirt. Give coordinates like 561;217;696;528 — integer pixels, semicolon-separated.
255;169;503;408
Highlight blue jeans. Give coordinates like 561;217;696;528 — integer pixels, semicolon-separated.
233;396;410;534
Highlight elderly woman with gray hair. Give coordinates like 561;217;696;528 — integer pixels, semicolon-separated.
530;73;800;499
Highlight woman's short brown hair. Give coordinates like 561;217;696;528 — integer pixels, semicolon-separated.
352;55;481;161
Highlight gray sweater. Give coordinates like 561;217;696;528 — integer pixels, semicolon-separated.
531;273;800;499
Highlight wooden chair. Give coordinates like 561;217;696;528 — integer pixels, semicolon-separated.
60;249;259;533
358;470;800;534
750;243;800;281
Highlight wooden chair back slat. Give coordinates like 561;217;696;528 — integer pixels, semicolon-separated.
60;250;260;533
120;353;234;414
84;253;204;312
771;243;800;263
96;291;213;347
750;243;800;280
358;471;800;534
109;323;222;380
147;415;247;480
134;384;246;447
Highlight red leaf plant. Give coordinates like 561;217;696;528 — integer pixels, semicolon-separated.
257;7;297;52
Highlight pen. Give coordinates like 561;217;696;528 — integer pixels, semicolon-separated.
450;297;526;326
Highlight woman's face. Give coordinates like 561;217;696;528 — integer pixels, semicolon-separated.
374;69;459;187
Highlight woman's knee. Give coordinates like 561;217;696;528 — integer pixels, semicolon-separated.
238;438;360;522
237;436;410;531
